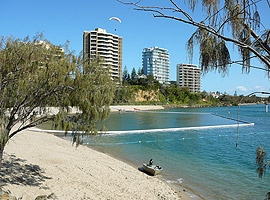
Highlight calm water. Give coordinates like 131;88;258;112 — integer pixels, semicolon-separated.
81;105;270;199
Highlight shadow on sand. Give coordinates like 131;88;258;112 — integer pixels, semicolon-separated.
0;154;52;189
138;167;155;176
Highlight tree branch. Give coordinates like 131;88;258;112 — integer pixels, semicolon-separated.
154;14;270;67
8;116;54;139
248;24;270;54
169;0;194;22
118;0;270;68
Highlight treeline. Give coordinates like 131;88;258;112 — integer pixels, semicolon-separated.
122;66;146;86
218;93;269;106
113;67;269;106
113;82;220;106
113;67;219;106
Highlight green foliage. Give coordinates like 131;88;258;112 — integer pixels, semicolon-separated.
200;90;208;99
118;66;266;107
207;95;220;106
122;66;129;85
158;92;167;104
185;0;269;74
141;68;144;75
68;56;115;135
218;94;240;106
124;72;162;90
187;29;231;75
159;85;222;106
137;67;142;76
218;93;262;106
114;77;264;107
0;34;115;163
113;76;162;104
254;30;270;66
120;0;270;76
160;85;192;104
144;75;161;90
113;86;136;104
127;74;131;83
131;67;137;81
114;80;224;106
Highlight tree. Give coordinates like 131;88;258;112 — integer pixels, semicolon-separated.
118;0;270;77
131;67;137;81
141;68;144;75
127;73;131;82
122;65;128;84
113;86;135;103
137;67;142;76
0;34;115;168
200;90;208;99
146;75;162;90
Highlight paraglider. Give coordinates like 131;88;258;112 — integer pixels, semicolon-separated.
109;17;121;23
109;17;121;31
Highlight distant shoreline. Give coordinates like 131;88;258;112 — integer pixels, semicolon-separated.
110;102;265;112
110;105;164;112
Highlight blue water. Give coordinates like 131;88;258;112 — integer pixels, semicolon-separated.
84;105;270;200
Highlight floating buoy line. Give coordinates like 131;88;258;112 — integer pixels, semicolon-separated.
83;131;268;146
29;122;253;135
29;109;255;145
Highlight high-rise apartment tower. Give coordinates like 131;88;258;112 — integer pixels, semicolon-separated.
83;28;122;82
176;64;201;93
142;46;170;84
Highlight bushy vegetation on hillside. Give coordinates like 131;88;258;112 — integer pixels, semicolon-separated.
113;67;269;106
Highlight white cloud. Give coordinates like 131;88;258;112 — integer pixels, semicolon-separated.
254;86;265;91
236;86;248;92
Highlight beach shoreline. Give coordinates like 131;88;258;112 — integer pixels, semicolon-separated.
109;102;265;111
0;105;204;199
90;144;203;200
1;127;192;200
110;105;165;112
1;104;266;199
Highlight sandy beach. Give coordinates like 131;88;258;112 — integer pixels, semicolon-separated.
1;105;191;200
110;105;165;112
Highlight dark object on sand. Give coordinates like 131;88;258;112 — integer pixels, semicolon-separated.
142;163;163;176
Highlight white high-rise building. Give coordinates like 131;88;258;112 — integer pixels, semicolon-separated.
83;28;122;82
176;64;201;93
142;46;170;84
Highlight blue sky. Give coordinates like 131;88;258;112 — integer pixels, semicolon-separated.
1;0;270;96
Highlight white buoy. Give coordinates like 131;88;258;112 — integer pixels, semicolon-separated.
266;104;268;113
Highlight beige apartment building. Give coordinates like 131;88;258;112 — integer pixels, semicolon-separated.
176;64;201;93
83;28;122;82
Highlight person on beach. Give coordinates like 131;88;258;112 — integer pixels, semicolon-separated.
149;159;153;166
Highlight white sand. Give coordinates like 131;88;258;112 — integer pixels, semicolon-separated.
2;129;191;200
28;105;164;115
110;105;164;112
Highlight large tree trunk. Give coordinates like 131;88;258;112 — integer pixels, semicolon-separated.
0;130;9;169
